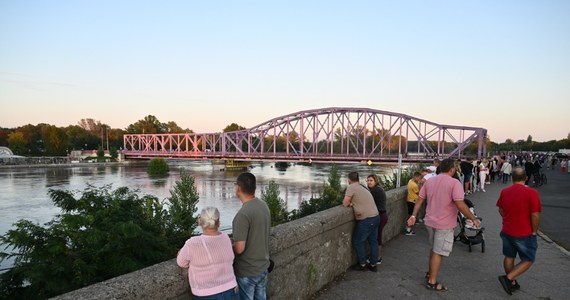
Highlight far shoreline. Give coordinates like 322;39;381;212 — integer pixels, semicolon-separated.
0;161;145;170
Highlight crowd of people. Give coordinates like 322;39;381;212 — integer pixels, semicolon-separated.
175;153;546;298
402;157;542;295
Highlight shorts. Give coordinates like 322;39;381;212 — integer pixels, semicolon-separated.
464;173;473;182
426;226;454;256
407;202;415;216
500;232;538;262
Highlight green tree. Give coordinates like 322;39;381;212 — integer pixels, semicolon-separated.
261;181;288;226
289;165;343;220
321;164;342;208
223;123;246;132
166;121;185;133
0;185;172;299
7;131;27;155
18;124;43;155
109;147;118;160
126;115;165;134
42;125;68;156
167;170;200;246
97;145;105;162
147;158;170;177
66;125;100;150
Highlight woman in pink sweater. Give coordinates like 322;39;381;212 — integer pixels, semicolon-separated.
177;207;238;299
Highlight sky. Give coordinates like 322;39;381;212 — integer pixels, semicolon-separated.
1;0;569;143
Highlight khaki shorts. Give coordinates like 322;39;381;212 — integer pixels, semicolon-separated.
426;226;454;256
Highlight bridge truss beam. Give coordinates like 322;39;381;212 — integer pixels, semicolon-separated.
123;107;487;163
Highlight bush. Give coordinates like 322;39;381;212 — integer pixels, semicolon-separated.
97;145;105;162
109;147;118;160
0;174;201;299
147;158;169;177
167;170;200;246
0;185;171;299
261;181;289;226
379;164;423;190
289;165;343;220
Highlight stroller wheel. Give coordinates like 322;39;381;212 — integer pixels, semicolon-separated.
468;243;472;252
482;241;485;253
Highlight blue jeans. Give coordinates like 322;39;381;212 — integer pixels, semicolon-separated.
502;173;511;183
353;215;380;265
236;271;267;300
500;232;538;262
193;287;238;300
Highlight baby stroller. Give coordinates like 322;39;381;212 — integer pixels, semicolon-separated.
454;199;485;253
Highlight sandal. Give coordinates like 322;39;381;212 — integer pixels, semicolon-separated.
426;281;448;291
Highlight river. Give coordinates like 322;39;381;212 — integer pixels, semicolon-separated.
0;160;398;271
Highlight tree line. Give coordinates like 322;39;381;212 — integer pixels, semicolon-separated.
2;116;568;156
490;134;570;153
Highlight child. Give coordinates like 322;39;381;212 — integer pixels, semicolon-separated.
405;172;422;235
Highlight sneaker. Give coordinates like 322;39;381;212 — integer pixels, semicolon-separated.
368;264;378;272
482;189;486;192
377;257;383;265
405;230;416;236
511;280;520;291
352;264;368;271
498;275;513;295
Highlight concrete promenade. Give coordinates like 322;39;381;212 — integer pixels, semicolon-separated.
315;172;570;299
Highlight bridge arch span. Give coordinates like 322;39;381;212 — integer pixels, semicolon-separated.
123;107;487;163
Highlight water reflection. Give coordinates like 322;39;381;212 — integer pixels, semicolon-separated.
45;168;72;187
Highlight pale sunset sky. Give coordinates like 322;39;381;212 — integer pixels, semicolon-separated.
1;1;569;142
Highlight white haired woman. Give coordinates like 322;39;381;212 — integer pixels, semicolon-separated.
176;207;238;299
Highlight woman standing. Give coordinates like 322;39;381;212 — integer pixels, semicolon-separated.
177;207;238;299
367;174;388;264
479;159;489;192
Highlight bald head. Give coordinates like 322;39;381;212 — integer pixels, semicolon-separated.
511;167;527;183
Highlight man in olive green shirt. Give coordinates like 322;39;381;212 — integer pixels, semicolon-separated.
233;173;271;300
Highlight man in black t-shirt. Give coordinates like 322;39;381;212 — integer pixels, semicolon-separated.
460;159;473;195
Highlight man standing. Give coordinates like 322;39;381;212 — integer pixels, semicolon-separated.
496;168;542;295
407;159;480;291
343;172;380;272
233;172;271;300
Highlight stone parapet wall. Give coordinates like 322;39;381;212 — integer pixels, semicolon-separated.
52;186;408;300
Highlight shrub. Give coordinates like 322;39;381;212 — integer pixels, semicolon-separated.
0;173;201;299
97;146;105;162
261;181;289;226
0;185;172;299
167;170;200;246
289;165;343;220
147;158;169;177
109;147;118;160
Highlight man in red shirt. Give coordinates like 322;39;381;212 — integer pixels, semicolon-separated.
496;167;542;295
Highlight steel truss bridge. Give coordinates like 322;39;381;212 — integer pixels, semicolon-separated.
123;107;487;164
